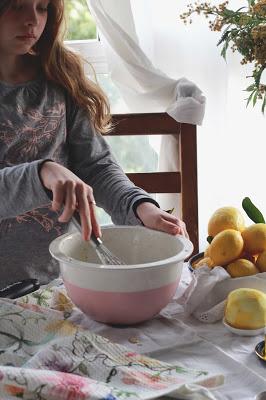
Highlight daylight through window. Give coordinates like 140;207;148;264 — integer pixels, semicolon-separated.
65;0;96;40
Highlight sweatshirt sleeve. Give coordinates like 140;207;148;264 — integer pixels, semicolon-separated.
66;106;158;225
0;160;51;219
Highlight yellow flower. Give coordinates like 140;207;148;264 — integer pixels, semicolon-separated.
255;44;266;64
52;291;74;313
251;24;266;40
253;0;266;17
4;385;25;396
251;24;266;64
45;320;78;336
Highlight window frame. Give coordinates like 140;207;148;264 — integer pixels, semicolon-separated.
64;39;109;75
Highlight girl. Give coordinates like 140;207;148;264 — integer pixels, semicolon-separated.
0;0;187;288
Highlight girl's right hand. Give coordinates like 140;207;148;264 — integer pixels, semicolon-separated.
39;161;100;241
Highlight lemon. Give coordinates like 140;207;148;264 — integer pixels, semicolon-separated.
256;250;266;272
209;229;244;266
227;258;259;278
225;288;266;330
239;251;256;263
242;223;266;254
193;257;216;269
208;207;245;237
204;246;210;257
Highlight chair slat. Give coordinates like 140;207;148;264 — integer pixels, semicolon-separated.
111;113;180;135
127;172;181;193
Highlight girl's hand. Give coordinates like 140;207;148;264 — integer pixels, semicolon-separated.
136;202;188;238
40;161;100;241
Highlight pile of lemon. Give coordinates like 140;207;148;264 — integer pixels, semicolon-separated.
194;206;266;277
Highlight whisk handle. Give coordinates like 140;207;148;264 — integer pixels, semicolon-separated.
90;234;102;247
72;212;102;247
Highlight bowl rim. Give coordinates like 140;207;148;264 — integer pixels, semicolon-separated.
255;341;266;363
187;251;205;272
49;225;194;270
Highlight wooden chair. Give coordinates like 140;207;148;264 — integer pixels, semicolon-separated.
107;112;199;254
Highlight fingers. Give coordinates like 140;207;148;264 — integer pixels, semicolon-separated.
42;163;100;240
51;181;65;212
148;210;189;238
164;221;189;237
58;181;76;222
89;200;101;239
161;212;189;238
157;218;187;236
76;183;92;241
50;179;100;241
176;221;189;238
136;202;188;238
182;222;189;238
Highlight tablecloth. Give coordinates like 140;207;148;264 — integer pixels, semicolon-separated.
0;266;265;400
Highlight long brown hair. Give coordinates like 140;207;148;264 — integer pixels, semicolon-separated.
0;0;111;133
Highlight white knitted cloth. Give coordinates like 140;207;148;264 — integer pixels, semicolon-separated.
163;266;266;323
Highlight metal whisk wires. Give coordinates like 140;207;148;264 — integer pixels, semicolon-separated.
90;235;125;265
72;213;125;265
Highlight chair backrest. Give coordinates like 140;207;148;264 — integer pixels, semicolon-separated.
107;112;199;253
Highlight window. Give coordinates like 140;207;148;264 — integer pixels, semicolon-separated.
65;0;107;76
65;0;97;41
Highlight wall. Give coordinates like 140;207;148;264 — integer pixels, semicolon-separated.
132;0;266;250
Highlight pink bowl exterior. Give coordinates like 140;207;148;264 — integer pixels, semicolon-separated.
64;278;180;325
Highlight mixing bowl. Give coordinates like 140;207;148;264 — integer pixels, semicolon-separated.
49;225;193;325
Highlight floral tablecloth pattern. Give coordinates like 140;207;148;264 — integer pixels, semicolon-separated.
0;281;224;400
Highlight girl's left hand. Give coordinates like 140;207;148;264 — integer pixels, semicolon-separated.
136;202;189;238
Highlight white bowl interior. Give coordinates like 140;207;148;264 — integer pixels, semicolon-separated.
59;225;189;266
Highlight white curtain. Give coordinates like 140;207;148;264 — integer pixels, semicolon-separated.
87;0;266;249
87;0;205;123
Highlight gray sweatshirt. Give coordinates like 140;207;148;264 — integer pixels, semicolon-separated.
0;77;156;288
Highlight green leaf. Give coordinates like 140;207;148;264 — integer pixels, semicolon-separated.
220;40;229;60
245;84;256;92
246;90;256;107
207;236;213;244
248;0;256;7
242;197;265;223
166;208;175;214
217;27;231;46
79;363;89;375
262;94;266;114
252;91;258;107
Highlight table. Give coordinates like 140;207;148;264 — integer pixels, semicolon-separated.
0;266;265;400
76;267;266;399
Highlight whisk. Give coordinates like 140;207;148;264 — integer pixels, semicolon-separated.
72;212;125;265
